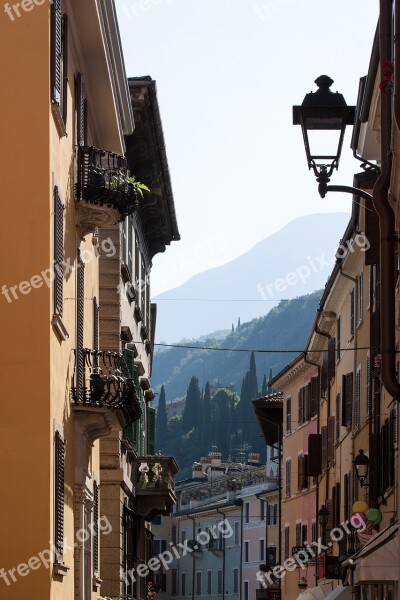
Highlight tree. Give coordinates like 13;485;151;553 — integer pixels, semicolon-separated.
156;385;169;453
261;374;267;396
182;376;201;430
200;381;212;453
237;317;241;330
232;323;235;333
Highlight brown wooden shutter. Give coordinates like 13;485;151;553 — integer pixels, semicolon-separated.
342;373;353;428
76;250;85;399
355;370;361;428
335;482;341;528
321;353;328;396
62;13;69;124
327;416;335;462
359;272;363;322
307;434;322;476
326;498;333;539
298;387;304;426
335;393;341;440
343;474;349;521
303;454;309;488
298;455;303;492
93;297;99;351
332;486;337;528
296;522;302;546
365;203;380;265
321;426;328;470
366;355;371;416
93;481;99;574
54;186;64;317
350;288;355;335
76;73;86;146
328;338;336;380
54;430;65;559
51;0;63;104
310;376;319;416
286;397;291;433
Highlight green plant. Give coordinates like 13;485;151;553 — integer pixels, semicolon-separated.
106;173;150;198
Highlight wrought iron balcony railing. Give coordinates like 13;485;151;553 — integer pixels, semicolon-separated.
75;146;139;234
71;348;142;427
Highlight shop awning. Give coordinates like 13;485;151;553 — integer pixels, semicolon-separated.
323;585;352;600
296;584;333;600
354;523;398;584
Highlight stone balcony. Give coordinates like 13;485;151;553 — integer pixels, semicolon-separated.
134;456;179;519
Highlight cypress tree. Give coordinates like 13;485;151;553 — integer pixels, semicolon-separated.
261;374;267;396
156;385;169;452
182;376;201;431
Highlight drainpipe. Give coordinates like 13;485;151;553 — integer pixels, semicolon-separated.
188;515;196;600
303;351;321;587
374;0;400;401
216;508;226;600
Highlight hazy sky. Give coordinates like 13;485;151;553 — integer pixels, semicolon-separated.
115;0;378;296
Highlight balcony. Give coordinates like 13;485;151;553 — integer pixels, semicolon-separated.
71;349;142;441
75;146;139;236
134;456;179;519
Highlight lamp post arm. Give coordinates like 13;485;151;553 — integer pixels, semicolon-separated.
318;183;373;202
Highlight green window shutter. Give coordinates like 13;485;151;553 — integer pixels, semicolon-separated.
147;406;156;455
123;349;140;450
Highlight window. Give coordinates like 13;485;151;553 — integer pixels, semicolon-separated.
342;372;353;428
311;522;317;544
297;454;308;491
284;526;290;560
302;523;308;546
171;570;177;595
233;569;239;594
366;354;371;417
336;317;341;359
298;387;304;426
268;503;277;526
76;72;87;146
53;186;64;318
93;481;99;575
266;546;276;567
181;573;186;596
195;571;202;595
244;540;249;562
244;502;250;524
181;530;187;544
260;538;265;561
51;0;68;129
217;570;223;594
335;394;341;440
260;499;265;521
358;272;364;322
207;570;212;595
76;250;85;398
350;288;355;336
286;396;292;433
234;521;240;545
296;522;302;546
354;367;361;428
54;429;65;563
171;525;177;545
244;581;249;600
285;459;291;496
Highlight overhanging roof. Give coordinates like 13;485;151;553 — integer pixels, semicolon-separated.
252;393;283;446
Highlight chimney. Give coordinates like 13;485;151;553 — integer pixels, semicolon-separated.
208;451;222;467
192;464;204;479
248;452;260;465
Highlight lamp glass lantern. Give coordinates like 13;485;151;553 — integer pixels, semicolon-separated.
318;504;329;527
354;449;370;487
293;75;355;183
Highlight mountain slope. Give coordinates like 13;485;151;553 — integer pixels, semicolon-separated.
153;212;349;341
152;290;322;402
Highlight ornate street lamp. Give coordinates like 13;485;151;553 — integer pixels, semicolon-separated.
293;76;376;201
354;449;370;487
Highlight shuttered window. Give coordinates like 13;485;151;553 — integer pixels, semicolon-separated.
321;426;328;470
284;527;290;560
286;397;291;433
327;416;335;462
358;272;364;322
350;288;355;336
298;455;308;491
308;434;322;476
296;522;302;546
310;376;319;416
54;430;65;560
343;473;349;521
93;297;99;351
298;387;304;426
337;317;341;360
335;394;341;440
354;368;361;428
147;406;156;455
328;338;336;380
342;373;353;428
76;72;87;146
285;459;291;497
51;0;68;126
76;250;85;399
54;186;64;317
366;355;371;416
93;481;99;574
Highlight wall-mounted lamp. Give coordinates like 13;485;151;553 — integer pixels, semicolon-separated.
354;449;370;487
